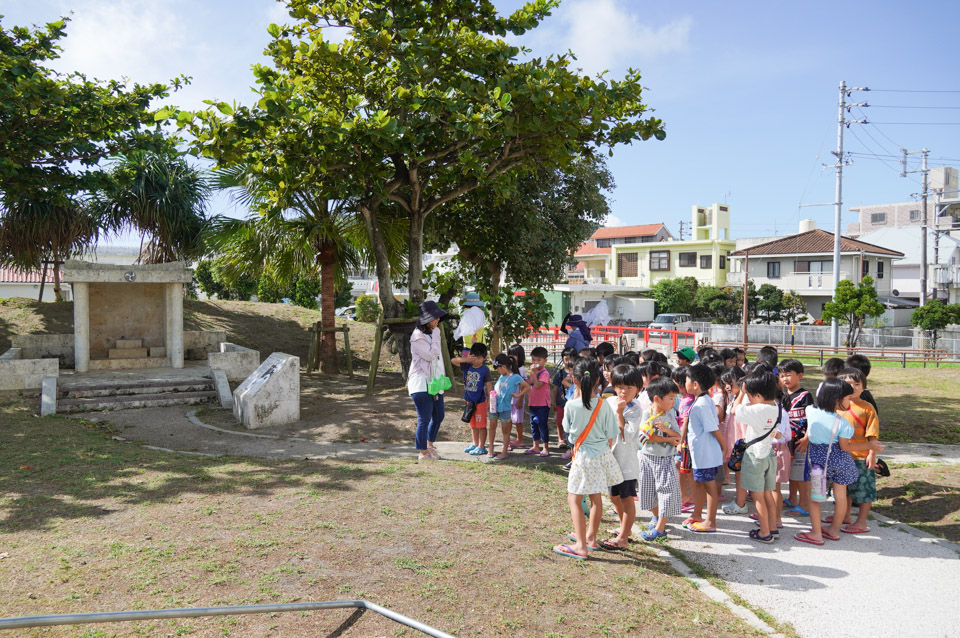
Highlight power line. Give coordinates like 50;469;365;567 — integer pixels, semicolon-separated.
867;121;960;125
866;105;960;109
866;89;960;93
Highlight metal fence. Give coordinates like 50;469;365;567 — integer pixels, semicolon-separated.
0;600;456;636
690;322;960;356
519;326;697;364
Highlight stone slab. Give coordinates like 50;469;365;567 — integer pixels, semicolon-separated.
108;348;148;359
89;357;171;371
41;376;57;415
0;357;59;391
184;331;227;360
0;348;22;361
208;343;260;383
211;369;233;410
116;339;143;349
233;352;300;429
149;347;167;358
62;260;193;284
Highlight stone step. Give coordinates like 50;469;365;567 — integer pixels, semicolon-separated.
59;378;214;399
58;390;218;413
149;347;166;358
116;339;143;349
108;348;148;359
89;357;171;371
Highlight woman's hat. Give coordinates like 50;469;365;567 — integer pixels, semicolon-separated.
417;300;449;326
462;291;484;307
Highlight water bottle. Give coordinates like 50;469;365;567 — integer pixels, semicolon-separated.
810;464;827;502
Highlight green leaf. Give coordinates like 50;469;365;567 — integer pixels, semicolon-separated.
267;23;282;38
215;102;234;116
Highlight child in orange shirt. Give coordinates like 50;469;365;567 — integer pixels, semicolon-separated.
834;367;880;534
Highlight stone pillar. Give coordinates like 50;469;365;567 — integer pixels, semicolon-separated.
73;282;90;372
169;282;184;368
165;285;173;362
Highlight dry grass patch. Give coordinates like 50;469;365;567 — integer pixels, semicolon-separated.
872;463;960;543
0;409;762;637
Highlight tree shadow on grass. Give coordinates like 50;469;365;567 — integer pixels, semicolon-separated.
0;412;383;533
875;479;960;543
881;394;960;445
0;298;74;352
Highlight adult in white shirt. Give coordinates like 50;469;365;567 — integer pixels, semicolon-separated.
409;300;449;461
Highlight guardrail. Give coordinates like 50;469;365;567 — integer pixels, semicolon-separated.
520;325;697;362
0;600;456;636
702;341;952;368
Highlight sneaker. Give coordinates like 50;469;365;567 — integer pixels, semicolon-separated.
562;462;572;472
748;529;775;544
722;501;749;515
428;447;440;460
464;444;477;453
641;529;668;542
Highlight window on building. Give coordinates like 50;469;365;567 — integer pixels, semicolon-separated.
650;251;670;271
618;252;638;278
679;252;696;267
700;255;712;269
871;212;887;224
910;209;920;222
767;261;781;278
862;259;869;278
877;261;884;279
794;260;833;274
719;255;727;269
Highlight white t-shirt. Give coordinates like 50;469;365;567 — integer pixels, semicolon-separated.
606;395;641;481
736;403;782;460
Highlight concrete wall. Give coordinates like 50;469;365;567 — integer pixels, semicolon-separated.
0;350;59;391
208;343;260;383
88;282;166;358
185;330;227;360
11;333;74;367
0;283;71;302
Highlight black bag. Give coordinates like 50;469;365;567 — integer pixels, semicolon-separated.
727;409;782;472
461;401;477;423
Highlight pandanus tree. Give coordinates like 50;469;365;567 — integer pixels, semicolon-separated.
97;148;210;263
207;166;406;373
0;192;100;300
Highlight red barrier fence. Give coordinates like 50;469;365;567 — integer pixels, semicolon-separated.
519;325;697;363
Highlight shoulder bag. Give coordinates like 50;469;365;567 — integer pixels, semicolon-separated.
727;408;782;472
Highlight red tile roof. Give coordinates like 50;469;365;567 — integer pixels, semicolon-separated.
0;267;50;283
730;229;904;257
590;223;665;240
574;245;611;257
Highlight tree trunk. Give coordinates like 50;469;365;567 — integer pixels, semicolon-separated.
52;260;63;302
408;209;425;305
38;259;48;302
488;263;502;357
318;242;339;374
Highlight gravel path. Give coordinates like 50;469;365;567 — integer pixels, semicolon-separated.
82;405;960;637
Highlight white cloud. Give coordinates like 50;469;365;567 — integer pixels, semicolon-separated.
528;0;691;76
603;214;626;227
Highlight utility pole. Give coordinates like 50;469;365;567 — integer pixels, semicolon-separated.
900;147;930;305
933;188;941;301
678;220;685;241
742;251;749;347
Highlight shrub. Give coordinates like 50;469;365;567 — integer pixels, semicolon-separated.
355;294;380;322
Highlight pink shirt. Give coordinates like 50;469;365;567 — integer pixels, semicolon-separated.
527;367;552;407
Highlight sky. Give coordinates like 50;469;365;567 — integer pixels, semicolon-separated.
5;0;960;242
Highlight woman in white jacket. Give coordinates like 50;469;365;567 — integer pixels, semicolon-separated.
409;300;449;461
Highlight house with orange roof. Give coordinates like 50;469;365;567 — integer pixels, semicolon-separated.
568;223;672;284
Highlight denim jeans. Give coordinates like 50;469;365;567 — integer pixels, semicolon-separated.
412;391;444;451
529;406;550;443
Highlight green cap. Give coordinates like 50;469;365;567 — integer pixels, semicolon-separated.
675;347;697;361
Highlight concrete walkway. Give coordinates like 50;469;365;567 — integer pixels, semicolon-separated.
83;406;960;637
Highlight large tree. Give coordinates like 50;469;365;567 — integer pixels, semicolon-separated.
428;155;613;353
176;0;664;373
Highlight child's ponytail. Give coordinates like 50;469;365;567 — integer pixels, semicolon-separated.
494;353;518;375
573;357;601;409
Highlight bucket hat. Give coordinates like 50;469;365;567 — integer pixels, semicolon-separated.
417;300;449;327
462;291;484;307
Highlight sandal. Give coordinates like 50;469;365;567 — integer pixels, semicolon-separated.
553;544;587;560
523;448;541;455
567;534;600;550
821;530;840;541
841;525;869;534
689;522;716;533
793;531;825;546
539;450;550;457
597;538;626;551
681;517;701;528
748;529;775;543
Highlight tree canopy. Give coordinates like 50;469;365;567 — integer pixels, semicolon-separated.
910;299;960;350
821;276;885;347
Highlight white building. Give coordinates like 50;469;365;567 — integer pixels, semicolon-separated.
728;220;904;322
857;227;960;304
847;167;959;236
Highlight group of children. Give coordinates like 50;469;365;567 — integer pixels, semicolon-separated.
450;340;885;561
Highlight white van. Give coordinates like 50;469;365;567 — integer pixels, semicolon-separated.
648;313;693;335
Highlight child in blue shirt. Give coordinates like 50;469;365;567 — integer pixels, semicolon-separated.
683;365;726;533
488;353;529;460
451;342;494;456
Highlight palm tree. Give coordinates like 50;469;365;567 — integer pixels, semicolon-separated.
98;149;210;263
0;191;101;300
209;166;406;373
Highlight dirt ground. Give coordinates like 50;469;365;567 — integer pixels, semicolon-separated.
0;411;761;638
872;463;960;543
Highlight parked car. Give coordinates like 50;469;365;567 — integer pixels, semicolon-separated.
335;305;357;320
648;313;693;335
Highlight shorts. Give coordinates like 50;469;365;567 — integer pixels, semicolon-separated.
773;442;791;484
470;400;488;429
848;459;877;505
790;449;808;482
692;466;719;483
638;454;682;516
489;409;511;422
741;453;777;493
610;478;639;499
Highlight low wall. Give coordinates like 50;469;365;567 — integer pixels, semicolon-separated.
208;342;260;383
10;334;74;368
184;330;227;360
0;350;59;391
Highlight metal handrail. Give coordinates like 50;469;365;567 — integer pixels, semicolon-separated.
0;600;457;637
